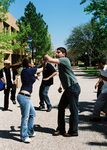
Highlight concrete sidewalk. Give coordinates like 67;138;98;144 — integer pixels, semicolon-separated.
0;68;107;150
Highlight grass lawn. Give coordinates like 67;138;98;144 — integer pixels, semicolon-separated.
81;67;99;75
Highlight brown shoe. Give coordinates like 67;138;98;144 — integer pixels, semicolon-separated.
63;133;78;137
53;131;61;136
63;133;71;137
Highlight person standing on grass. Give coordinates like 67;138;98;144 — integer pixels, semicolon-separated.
44;47;81;137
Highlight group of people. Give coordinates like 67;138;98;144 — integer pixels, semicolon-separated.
0;47;107;143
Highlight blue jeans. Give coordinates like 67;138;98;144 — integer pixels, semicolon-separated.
57;83;81;135
17;93;36;141
39;84;51;108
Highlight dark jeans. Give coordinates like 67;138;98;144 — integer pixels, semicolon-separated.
57;83;81;135
39;84;51;108
4;84;16;109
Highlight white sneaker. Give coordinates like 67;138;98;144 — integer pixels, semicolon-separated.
29;132;36;137
24;137;31;143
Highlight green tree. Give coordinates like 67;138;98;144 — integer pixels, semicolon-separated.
65;22;95;66
80;0;107;59
15;21;31;58
19;1;52;60
0;0;16;62
0;0;15;22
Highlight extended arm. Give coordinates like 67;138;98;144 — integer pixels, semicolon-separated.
44;55;60;64
43;72;57;81
95;72;107;81
95;78;103;89
37;67;43;74
10;62;22;68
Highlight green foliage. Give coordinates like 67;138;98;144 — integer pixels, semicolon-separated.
18;1;52;60
0;0;15;21
0;0;16;62
65;22;95;66
81;67;99;75
0;28;18;62
80;0;107;59
66;0;107;65
15;22;31;56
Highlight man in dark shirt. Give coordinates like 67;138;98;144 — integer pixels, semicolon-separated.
0;60;18;111
38;57;57;112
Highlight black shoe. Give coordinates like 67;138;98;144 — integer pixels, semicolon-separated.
47;106;52;112
38;106;45;110
12;100;16;104
2;108;8;111
90;117;101;122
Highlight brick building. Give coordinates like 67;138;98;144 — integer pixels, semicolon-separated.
0;12;24;67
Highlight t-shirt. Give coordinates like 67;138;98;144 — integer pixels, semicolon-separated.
20;68;37;93
42;63;56;86
100;65;107;93
58;57;77;90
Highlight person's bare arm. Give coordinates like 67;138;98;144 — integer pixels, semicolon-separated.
44;55;60;64
95;78;102;89
0;78;5;84
95;73;107;81
10;62;22;68
36;67;43;74
43;72;57;81
14;75;17;84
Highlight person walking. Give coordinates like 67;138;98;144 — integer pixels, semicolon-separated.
38;57;57;112
44;47;81;137
17;57;43;143
90;59;107;122
95;69;103;98
0;60;18;111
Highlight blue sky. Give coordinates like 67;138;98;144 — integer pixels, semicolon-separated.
9;0;92;50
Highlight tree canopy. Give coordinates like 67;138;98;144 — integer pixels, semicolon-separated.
0;0;16;62
65;22;95;66
0;0;15;21
80;0;107;59
66;0;107;66
18;1;52;60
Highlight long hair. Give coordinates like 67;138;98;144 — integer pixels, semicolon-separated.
22;57;32;68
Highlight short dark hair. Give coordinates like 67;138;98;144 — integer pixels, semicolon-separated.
57;47;67;56
97;59;106;65
22;57;32;68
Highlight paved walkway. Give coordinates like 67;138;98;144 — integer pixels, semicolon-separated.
0;68;107;150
